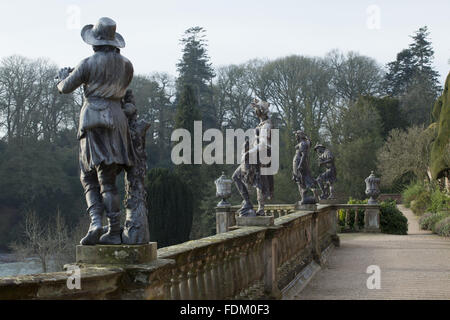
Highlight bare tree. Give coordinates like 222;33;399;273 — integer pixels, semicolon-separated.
377;125;435;186
9;209;82;273
213;64;255;129
0;55;78;143
327;49;384;105
257;55;335;142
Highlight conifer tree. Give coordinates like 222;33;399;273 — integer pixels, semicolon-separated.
384;26;441;125
146;168;193;247
385;26;440;96
174;84;202;216
176;26;215;128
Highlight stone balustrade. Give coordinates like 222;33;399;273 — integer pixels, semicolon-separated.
216;204;296;234
0;204;339;300
335;204;381;233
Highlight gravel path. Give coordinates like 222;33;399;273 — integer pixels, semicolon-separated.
292;205;450;300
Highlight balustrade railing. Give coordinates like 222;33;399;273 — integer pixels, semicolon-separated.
334;204;381;233
0;204;342;300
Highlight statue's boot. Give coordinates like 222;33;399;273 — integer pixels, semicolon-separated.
233;173;255;216
80;190;104;245
239;200;256;216
99;211;122;245
316;179;326;200
300;189;309;204
256;189;265;216
328;185;335;199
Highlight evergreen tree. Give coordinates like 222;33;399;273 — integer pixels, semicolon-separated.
176;26;215;128
334;98;384;198
384;49;416;96
409;27;440;88
358;96;407;138
383;26;441;126
174;85;202;215
384;26;440;96
146;168;194;247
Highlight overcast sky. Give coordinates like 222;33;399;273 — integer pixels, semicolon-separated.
1;0;449;84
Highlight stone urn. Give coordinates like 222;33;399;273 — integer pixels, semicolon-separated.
215;172;232;207
365;171;380;205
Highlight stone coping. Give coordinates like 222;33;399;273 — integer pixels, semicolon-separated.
236;215;274;227
157;208;324;260
331;204;380;209
76;243;157;265
157;226;267;259
0;266;123;300
230;204;296;210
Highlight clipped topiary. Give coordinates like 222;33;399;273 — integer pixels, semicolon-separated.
430;72;450;180
380;200;408;235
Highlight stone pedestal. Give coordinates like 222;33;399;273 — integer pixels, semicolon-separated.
364;207;381;232
295;202;317;211
318;199;340;205
215;206;235;234
76;243;157;265
236;215;274;227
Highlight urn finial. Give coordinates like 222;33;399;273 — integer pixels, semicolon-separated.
215;172;232;207
365;171;380;204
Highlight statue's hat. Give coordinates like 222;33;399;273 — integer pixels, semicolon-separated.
314;143;326;151
81;17;125;48
293;130;305;137
251;98;270;115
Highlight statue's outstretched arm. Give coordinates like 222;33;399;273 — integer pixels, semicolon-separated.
57;59;88;94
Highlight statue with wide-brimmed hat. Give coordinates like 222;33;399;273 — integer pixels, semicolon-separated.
56;17;150;246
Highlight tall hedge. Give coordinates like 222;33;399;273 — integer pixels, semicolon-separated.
430;72;450;180
146;168;194;248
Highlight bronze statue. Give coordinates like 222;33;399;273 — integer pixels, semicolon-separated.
292;130;317;204
57;17;149;245
314;144;337;200
122;90;151;244
232;99;274;216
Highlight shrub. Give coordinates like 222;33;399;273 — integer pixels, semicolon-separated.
427;188;450;213
418;212;434;230
338;198;407;234
379;200;408;235
419;211;450;231
434;217;450;237
410;191;431;215
431;212;450;233
402;182;427;208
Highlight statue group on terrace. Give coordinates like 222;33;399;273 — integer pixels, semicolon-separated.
56;17;339;245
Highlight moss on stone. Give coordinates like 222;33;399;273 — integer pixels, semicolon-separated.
430;72;450;180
